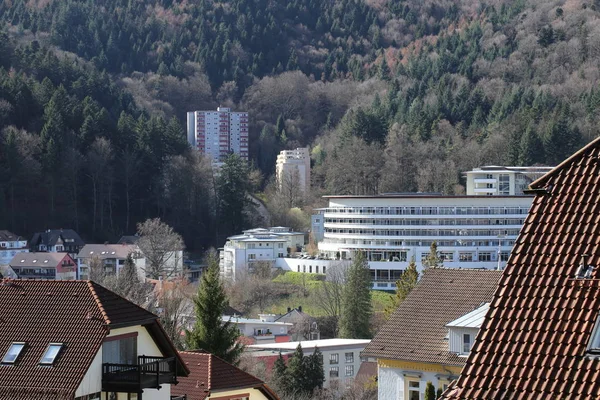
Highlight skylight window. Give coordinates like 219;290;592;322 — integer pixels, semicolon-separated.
39;343;62;365
2;342;25;364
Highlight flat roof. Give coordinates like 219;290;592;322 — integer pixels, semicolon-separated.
323;195;533;199
223;316;293;326
248;338;371;351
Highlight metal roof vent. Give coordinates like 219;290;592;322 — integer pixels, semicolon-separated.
575;254;594;279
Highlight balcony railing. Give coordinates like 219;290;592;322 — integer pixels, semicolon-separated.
102;356;178;392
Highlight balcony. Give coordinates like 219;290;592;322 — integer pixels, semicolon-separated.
102;356;178;392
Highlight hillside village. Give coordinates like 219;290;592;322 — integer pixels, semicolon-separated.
3;0;600;398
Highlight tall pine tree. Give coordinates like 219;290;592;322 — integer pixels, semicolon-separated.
385;257;419;318
186;253;244;364
339;251;372;338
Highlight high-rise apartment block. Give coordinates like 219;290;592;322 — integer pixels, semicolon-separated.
187;107;249;162
276;147;310;194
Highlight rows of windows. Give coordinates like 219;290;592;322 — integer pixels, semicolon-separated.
325;218;525;226
325;229;521;237
323;206;529;216
321;239;516;248
328;352;356;379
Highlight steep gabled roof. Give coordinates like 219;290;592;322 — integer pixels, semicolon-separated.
0;230;23;241
30;229;85;247
442;137;600;399
362;268;501;366
173;352;277;400
0;279;187;399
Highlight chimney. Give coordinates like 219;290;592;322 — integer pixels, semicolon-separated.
298;306;302;312
287;307;291;313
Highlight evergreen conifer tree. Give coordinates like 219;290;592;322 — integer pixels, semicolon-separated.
271;353;290;395
306;347;325;392
425;382;437;400
286;344;306;395
339;251;372;338
423;241;443;269
186;253;244;364
385;257;419;318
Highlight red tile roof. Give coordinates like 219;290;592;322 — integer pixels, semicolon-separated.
442;138;600;399
0;279;186;399
362;268;501;365
173;351;278;400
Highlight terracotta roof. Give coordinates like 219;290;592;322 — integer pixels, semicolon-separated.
442;137;600;399
173;352;277;400
362;268;501;365
0;279;185;399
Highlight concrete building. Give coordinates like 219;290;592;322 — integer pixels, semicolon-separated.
317;194;532;289
248;339;371;390
311;211;325;243
219;227;305;280
362;269;501;400
223;314;292;344
0;231;28;266
76;243;146;281
187;107;249;163
276;147;311;194
464;165;553;196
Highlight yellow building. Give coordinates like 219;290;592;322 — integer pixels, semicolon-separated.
361;269;502;400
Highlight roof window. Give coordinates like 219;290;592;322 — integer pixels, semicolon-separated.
2;342;25;364
39;343;63;365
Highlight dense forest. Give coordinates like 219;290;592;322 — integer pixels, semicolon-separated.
0;0;598;249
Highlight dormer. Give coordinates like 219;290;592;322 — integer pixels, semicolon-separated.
446;303;490;356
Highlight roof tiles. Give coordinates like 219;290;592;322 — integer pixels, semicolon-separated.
442;138;600;399
362;268;501;366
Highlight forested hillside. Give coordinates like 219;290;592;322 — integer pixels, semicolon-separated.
0;0;599;249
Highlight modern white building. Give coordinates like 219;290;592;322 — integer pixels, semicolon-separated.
0;230;27;266
464;165;553;196
248;339;371;389
276;147;311;194
223;314;293;344
317;194;533;289
187;107;249;162
219;227;305;280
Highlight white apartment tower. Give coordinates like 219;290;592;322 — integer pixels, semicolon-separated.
464;166;553;196
187;107;249;162
276;147;311;194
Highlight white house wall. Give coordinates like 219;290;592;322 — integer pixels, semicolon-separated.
379;366;445;400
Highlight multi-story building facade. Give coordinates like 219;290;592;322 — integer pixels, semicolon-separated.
317;194;533;289
464;165;553;196
76;243;146;280
276;147;311;194
8;252;77;280
223;314;292;344
249;339;371;390
187;107;249;162
219;227;305;280
0;231;28;266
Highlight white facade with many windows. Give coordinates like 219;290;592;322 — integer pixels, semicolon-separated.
464;165;553;196
318;195;533;289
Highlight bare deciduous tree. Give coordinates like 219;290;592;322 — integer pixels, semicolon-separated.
314;261;350;336
137;218;185;279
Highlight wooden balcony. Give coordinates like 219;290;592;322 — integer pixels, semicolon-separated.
102;356;178;392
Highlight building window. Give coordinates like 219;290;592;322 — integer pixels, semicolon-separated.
330;353;339;364
463;334;472;354
278;253;284;258
248;254;256;261
479;252;492;262
459;252;473;262
248;244;256;249
587;315;600;354
103;335;137;364
345;352;354;363
278;243;284;248
330;367;339;378
39;343;63;365
345;365;354;376
323;266;326;274
408;381;420;400
2;342;25;364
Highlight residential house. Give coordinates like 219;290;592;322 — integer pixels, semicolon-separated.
0;230;28;265
275;307;320;341
361;268;501;400
441;138;600;398
172;351;278;400
248;339;371;390
117;235;183;279
224;314;292;345
30;229;85;257
76;244;145;280
0;278;189;399
9;252;77;280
